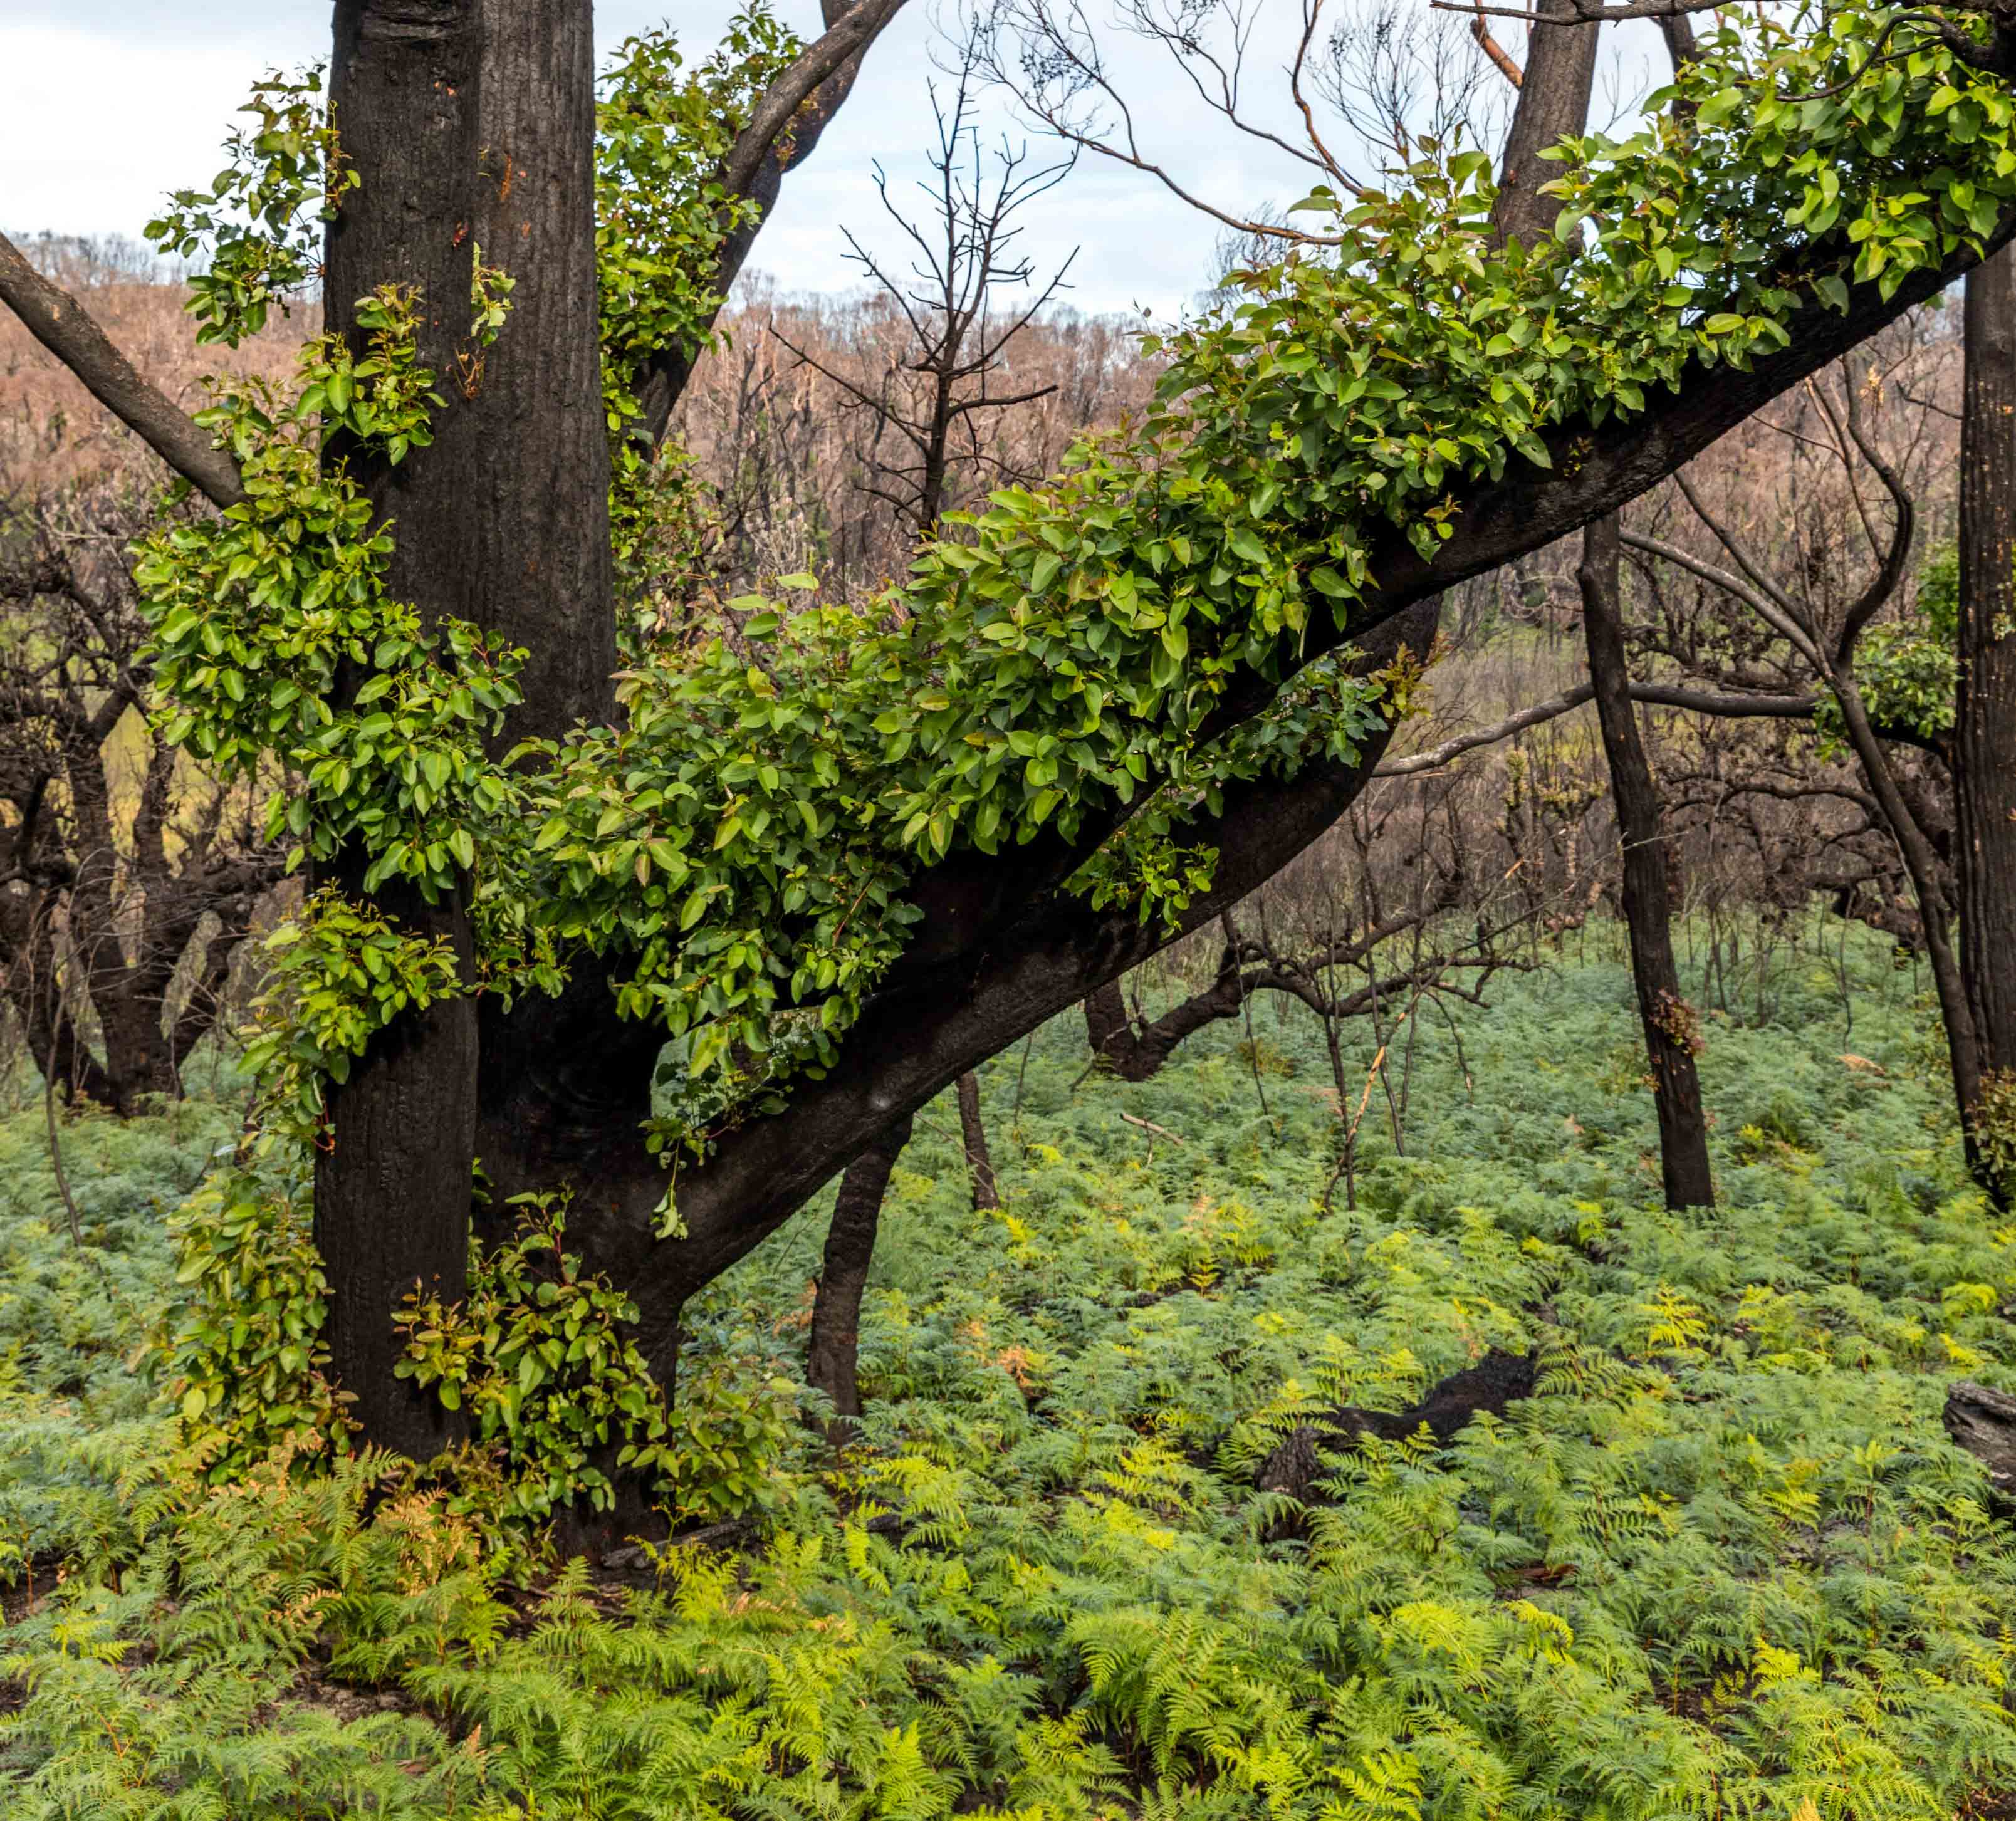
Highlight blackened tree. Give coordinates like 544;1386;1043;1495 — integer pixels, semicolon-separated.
5;0;2016;1538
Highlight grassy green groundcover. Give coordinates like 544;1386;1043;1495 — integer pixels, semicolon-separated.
3;931;2015;1818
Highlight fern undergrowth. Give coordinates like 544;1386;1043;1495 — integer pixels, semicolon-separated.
2;924;2013;1819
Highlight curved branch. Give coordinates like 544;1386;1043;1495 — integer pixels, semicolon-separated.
719;0;914;200
1621;528;1827;670
637;0;911;446
1824;369;1918;665
0;232;244;510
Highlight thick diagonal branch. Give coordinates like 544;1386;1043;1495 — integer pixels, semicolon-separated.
0;232;244;509
490;195;2016;1383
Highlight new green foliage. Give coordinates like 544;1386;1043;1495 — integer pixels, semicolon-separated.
127;1;2016;1163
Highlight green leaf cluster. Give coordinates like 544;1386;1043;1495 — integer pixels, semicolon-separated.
157;1152;351;1484
393;1192;798;1528
238;889;466;1140
143;67;354;345
596;9;802;578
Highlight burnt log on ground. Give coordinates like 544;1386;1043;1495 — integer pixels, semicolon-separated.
1256;1348;1538;1505
1945;1379;2016;1506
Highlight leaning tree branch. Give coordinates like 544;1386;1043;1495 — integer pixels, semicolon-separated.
481;185;2016;1377
0;231;244;510
719;0;914;199
637;0;912;447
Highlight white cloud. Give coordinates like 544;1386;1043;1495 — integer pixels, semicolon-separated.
1;11;329;243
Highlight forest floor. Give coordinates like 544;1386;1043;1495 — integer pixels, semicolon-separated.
3;927;2015;1818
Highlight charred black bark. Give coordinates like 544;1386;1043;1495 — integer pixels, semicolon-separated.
1256;1349;1538;1504
1082;979;1132;1068
1957;245;2016;1194
1945;1379;2016;1507
955;1071;999;1211
1579;513;1715;1209
1490;0;1601;250
1085;959;1245;1082
464;0;614;741
316;0;486;1459
468;0;626;1239
805;1113;912;1435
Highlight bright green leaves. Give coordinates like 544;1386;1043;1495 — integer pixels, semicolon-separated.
160;1156;348;1482
135;284;526;909
240;890;466;1142
595;8;800;580
393;1194;699;1524
138;3;2016;1176
519;0;2016;1158
295;284;446;459
144;67;353;347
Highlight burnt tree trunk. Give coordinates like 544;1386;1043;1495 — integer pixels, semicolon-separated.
1958;244;2016;1194
469;0;622;1254
315;0;486;1459
461;0;613;741
1490;0;1601;250
955;1070;998;1210
1084;979;1132;1067
805;1114;912;1435
1579;513;1715;1208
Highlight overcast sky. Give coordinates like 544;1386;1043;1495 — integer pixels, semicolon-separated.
0;2;1656;321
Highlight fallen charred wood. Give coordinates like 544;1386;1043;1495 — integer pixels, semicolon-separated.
1257;1349;1538;1504
1945;1380;2016;1508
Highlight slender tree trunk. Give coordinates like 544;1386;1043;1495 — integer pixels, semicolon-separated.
315;0;485;1459
1579;513;1715;1208
955;1070;998;1210
1958;243;2016;1191
805;1114;912;1437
